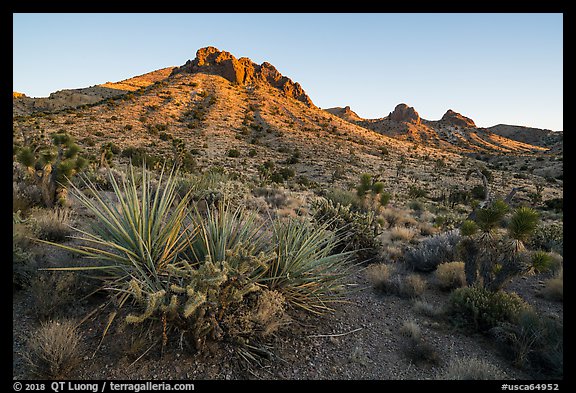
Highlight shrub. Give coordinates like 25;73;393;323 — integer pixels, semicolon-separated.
491;309;563;378
324;188;363;211
365;263;392;289
470;185;487;200
24;320;83;379
441;357;507;380
30;208;73;242
13;224;37;289
530;251;561;274
408;186;428;199
389;226;417;242
530;222;563;255
543;197;563;212
399;320;439;365
312;198;381;262
30;272;78;321
435;261;466;291
412;300;443;318
401;274;427;298
227;149;241;158
265;218;354;314
404;230;461;272
449;287;531;332
539;269;563;302
367;264;426;299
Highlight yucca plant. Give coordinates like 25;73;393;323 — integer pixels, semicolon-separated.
186;201;269;268
264;218;354;314
507;207;539;253
42;163;193;336
458;201;540;291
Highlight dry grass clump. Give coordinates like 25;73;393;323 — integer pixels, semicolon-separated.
412;300;444;319
402;274;427;298
24;320;83;379
30;208;73;242
441;356;507;380
365;264;426;299
29;272;78;321
539;268;563;302
435;261;466;291
399;319;439;365
389;226;417;242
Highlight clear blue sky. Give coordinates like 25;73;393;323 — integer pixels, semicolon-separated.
13;13;563;131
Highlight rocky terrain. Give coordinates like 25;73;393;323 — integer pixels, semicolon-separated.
12;46;563;382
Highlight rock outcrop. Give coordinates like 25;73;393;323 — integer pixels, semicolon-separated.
324;105;363;121
440;109;476;128
172;46;314;107
388;103;420;124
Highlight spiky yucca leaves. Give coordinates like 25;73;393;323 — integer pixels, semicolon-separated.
186;201;269;268
507;207;539;252
264;218;354;314
16;131;87;207
59;163;191;285
457;201;540;291
44;163;193;340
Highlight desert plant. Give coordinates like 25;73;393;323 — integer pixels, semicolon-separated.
24;320;83;379
311;198;381;262
400;274;427;298
16;131;87;207
435;261;466;291
441;357;507;380
399;319;439;365
539;268;563;302
458;202;540;291
30;208;73;242
389;226;417;242
30;272;78;320
404;229;461;272
491;309;563;378
449;286;531;332
227;149;241;158
529;222;563;255
265;218;354;314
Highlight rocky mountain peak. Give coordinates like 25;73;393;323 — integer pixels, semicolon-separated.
172;46;314;107
388;103;420;124
440;109;476;128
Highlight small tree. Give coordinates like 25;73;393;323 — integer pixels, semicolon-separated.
458;201;539;291
16;131;86;207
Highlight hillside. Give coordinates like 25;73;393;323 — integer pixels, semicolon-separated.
12;46;563;382
488;124;563;153
328;103;552;156
12;67;174;116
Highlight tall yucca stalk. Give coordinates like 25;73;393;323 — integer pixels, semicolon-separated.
46;163;193;294
265;218;354;314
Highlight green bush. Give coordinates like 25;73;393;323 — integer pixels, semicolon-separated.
530;222;563;255
449;286;531;331
311;198;381;262
227;149;240;158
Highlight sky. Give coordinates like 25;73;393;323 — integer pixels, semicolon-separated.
13;13;563;131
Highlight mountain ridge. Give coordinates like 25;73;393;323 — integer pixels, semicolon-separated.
13;46;558;157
